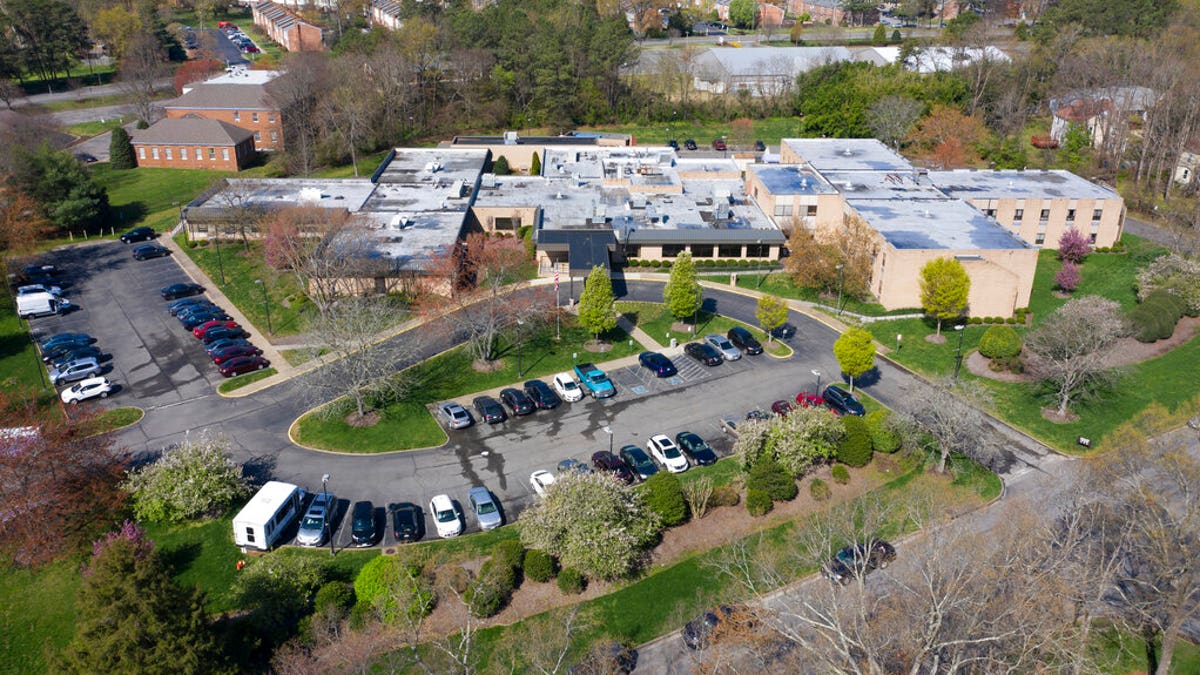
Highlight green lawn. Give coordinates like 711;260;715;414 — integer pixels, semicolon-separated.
85;407;144;434
93;164;231;229
293;322;645;453
0;556;83;673
64;115;132;139
1091;623;1200;674
1028;237;1165;323
616;301;777;348
176;237;310;337
217;368;277;393
0;292;54;403
726;271;918;317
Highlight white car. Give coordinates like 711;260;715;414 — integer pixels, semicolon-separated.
704;334;741;361
18;283;63;297
530;470;557;497
429;494;463;538
60;376;113;404
647;434;690;473
553;372;584;402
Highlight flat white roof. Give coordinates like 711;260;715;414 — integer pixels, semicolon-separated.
782;138;913;172
929;169;1122;201
849;198;1033;251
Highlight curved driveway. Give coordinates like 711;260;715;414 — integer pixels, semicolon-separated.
117;278;1054;541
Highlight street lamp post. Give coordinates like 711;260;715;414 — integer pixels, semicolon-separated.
321;473;334;557
722;135;728;159
214;228;226;285
811;368;821;394
254;279;272;335
516;318;525;378
835;263;845;315
603;425;613;454
953;324;966;380
755;239;766;288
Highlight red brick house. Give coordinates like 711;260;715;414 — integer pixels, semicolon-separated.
252;0;328;52
164;82;284;152
131;117;257;171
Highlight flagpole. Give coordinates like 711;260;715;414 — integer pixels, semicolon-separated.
554;267;561;341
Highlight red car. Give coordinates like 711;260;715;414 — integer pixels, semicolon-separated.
193;319;239;339
771;399;794;417
796;391;827;409
210;344;263;365
712;138;727;151
218;355;270;377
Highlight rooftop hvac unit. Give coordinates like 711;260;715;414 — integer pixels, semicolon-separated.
390;214;413;229
503;131;518;145
424;161;442;173
298;187;323;203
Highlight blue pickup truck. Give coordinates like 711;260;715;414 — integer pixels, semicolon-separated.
573;362;616;398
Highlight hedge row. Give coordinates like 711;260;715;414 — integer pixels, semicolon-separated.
626;258;780;269
1129;289;1186;343
964;307;1029;325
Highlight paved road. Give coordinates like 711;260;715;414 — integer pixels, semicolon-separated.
10;77;174;109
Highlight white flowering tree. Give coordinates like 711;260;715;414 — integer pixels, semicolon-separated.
123;434;250;522
519;472;660;580
733;407;843;476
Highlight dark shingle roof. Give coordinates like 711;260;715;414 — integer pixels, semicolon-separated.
165;83;277;112
132;118;255;146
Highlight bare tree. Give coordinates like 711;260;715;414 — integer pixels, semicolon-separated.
491;605;594;674
1023;295;1127;418
268;53;331;176
900;378;993;473
867;95;922;150
321;57;377;177
259;205;369;319
0;78;24;109
118;33;170;125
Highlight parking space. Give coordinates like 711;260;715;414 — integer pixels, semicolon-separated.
28;241;251;411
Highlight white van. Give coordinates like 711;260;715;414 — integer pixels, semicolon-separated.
16;291;69;318
232;481;305;551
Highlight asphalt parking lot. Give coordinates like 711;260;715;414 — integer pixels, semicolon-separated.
27;240;243;410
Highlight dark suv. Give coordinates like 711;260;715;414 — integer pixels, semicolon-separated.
684;138;697;151
726;326;763;355
350;501;377;546
823;540;896;585
822;385;865;416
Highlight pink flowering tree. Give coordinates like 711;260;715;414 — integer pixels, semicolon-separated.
1058;228;1090;264
1055;261;1081;293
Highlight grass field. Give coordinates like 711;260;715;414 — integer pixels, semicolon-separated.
293;322;645;453
85;407;144;434
0;292;54;404
64;115;131;139
615;300;778;349
217;368;278;393
0;556;84;673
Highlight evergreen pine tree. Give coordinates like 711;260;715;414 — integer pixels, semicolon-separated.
109;127;136;170
530;151;542;176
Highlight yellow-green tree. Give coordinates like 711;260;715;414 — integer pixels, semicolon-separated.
756;294;788;342
919;257;970;336
833;327;876;392
578;265;617;339
663;252;703;321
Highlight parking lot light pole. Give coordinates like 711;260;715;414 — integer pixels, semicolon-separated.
835;263;845;315
811;369;821;394
254;279;272;335
214;229;226;285
953;324;966;380
516;318;525;378
322;473;334;557
603;425;613;454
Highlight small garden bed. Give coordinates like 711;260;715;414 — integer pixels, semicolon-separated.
217;368;277;394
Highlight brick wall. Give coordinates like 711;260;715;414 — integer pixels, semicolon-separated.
132;140;255;171
165;108;284;152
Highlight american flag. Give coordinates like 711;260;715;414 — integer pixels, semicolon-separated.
554;268;559;295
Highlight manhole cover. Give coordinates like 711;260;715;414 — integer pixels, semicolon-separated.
631;385;648;395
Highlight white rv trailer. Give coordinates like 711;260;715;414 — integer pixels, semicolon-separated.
232;481;305;551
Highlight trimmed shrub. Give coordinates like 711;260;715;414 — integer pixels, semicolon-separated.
492;539;526;572
1130;289;1186;342
978;325;1022;359
747;458;798;501
711;485;741;507
968;316;983;324
865;409;900;454
831;464;850;484
644;472;688;526
746;488;772;516
836;416;873;467
466;559;517;618
314;581;355;614
524;549;557;582
353;557;434;624
492;155;511;175
810;478;831;501
991;355;1024;373
557;567;586;594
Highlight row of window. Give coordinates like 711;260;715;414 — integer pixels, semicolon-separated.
140;146;235;162
232;111;275;123
628;244;772;258
1036;232;1098;245
773;204;819;218
991;208;1104;222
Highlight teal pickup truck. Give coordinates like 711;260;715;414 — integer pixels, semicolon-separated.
573;362;616;398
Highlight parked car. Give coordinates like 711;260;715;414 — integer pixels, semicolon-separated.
711;138;727;151
769;323;796;340
210;344;262;364
350;500;377;546
41;340;97;363
647;434;689;473
771;399;794;417
391;502;423;542
530;469;557;497
823;540;896;585
205;337;252;356
704;334;741;361
193;319;239;339
684;138;698;150
619;444;659;480
49;357;101;385
523;379;561;409
296;491;335;546
557;458;591;474
18;283;63;297
217;355;270;377
49;345;102;369
60;376;113;404
552;372;584;402
472;395;507;424
795;391;826;409
169;297;214;315
822;385;866;416
498;387;535;416
754;140;766;152
675;431;718;466
591;451;635;484
202;326;248;344
682;604;755;650
638;351;678;377
39;332;92;351
160;282;204;300
719;416;741;437
746;409;770;421
726;326;763;355
684;341;722;366
181;311;232;331
467;486;503;531
132;243;171;260
438;401;473;429
120;226;156;243
22;264;59;280
429;494;463;538
573;362;615;398
667;139;679;150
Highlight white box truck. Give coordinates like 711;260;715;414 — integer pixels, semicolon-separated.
232;481;305;551
16;291;69;318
